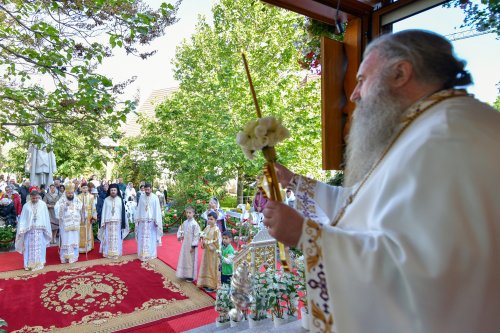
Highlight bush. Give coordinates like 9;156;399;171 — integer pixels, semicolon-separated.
219;195;237;209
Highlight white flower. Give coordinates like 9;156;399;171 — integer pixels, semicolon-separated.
236;116;290;160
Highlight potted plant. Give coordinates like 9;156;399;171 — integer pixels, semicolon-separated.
267;270;287;327
283;270;300;318
0;225;16;250
215;284;232;327
249;271;271;327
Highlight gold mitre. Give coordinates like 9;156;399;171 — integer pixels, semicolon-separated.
65;182;76;193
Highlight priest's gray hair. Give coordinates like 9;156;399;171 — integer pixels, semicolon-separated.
365;29;473;89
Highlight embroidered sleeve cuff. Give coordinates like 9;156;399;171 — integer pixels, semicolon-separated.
296;217;309;250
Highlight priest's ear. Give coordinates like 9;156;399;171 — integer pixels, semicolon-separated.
388;60;413;88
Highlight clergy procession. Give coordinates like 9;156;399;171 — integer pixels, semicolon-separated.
1;178;165;271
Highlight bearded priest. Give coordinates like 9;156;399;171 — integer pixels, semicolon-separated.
98;184;129;259
15;190;51;271
134;183;163;261
55;183;83;264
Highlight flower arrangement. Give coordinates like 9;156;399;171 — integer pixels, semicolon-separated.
267;271;288;319
282;270;300;316
250;271;272;320
236;116;290;160
215;284;233;323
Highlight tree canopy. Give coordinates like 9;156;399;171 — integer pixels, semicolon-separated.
0;0;180;152
135;0;325;194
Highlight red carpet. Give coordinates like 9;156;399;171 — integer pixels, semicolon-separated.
0;234;218;332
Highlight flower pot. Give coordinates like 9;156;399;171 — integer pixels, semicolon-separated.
301;307;310;330
274;316;285;328
230;319;239;327
248;317;265;328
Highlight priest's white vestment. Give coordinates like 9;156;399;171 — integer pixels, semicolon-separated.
55;196;83;263
98;195;129;259
15;200;51;271
294;94;500;333
135;193;163;261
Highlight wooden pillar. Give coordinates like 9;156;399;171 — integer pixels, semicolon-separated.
320;16;364;170
320;36;345;170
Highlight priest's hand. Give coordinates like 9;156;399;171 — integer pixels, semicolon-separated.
275;163;295;189
263;201;303;247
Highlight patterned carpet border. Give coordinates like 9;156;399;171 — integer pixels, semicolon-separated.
0;255;214;333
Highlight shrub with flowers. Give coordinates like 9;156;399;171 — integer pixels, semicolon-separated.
215;283;233;323
170;176;225;217
163;207;181;231
0;225;16;249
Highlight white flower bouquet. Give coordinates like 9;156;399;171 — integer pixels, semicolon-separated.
215;284;233;323
236;116;290;160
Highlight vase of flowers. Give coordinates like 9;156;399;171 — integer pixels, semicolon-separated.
0;225;15;250
215;284;232;326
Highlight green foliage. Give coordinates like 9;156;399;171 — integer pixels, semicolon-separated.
219;195;237;209
112;137;161;184
446;0;500;36
494;93;500;110
0;318;7;333
138;0;323;193
327;170;344;186
168;176;225;217
0;225;16;248
0;0;180;156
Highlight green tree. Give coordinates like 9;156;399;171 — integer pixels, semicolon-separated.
0;0;180;152
140;0;323;201
447;0;499;36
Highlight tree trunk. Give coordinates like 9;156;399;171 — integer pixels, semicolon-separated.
236;171;244;204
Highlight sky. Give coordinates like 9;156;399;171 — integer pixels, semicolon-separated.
393;4;499;104
99;0;214;105
102;0;499;106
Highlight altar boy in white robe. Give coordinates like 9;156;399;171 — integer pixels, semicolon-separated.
98;184;129;259
15;190;51;271
55;183;82;263
134;183;163;261
176;206;200;281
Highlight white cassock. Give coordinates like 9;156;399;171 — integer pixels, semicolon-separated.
293;92;500;333
15;200;51;271
134;193;163;261
98;196;129;259
55;196;83;263
176;218;201;280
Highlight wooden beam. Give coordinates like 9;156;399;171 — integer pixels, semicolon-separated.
313;0;374;17
261;0;338;25
321;36;346;170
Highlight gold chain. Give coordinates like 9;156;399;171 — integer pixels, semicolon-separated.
332;89;469;226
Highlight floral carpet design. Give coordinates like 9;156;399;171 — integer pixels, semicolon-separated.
0;255;214;332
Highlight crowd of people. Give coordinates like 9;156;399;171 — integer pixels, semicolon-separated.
1;173;237;292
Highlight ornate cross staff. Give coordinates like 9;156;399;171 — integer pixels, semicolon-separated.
238;52;291;271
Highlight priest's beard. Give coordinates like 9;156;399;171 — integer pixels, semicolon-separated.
344;79;405;187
